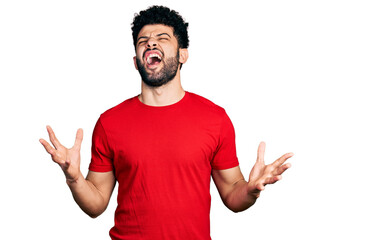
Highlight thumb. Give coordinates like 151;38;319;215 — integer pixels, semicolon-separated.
256;141;266;164
73;128;83;150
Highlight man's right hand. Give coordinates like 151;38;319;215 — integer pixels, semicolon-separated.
40;126;83;183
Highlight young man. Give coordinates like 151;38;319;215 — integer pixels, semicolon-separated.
40;6;293;240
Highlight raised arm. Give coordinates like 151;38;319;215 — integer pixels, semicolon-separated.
211;142;293;212
39;126;116;218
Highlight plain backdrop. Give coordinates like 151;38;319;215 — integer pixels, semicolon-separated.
1;0;366;239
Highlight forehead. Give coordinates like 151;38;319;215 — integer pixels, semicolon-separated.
138;24;175;38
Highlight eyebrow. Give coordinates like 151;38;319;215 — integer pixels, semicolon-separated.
157;33;171;38
137;33;171;42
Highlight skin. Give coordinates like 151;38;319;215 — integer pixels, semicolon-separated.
40;24;293;217
133;24;188;106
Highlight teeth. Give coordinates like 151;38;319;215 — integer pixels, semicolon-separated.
147;53;162;60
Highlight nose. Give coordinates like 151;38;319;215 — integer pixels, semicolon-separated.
146;38;157;48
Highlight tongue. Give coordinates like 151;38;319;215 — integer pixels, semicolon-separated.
148;57;161;65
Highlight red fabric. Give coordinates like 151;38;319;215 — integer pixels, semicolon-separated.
89;92;239;240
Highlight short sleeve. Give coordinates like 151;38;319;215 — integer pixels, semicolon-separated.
89;117;114;172
211;111;239;170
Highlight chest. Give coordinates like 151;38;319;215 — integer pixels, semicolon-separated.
108;111;221;178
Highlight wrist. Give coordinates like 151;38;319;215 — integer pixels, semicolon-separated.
66;172;83;186
246;183;261;200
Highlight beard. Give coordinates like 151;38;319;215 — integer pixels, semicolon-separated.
136;50;180;87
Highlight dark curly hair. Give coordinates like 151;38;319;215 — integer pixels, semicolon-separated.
131;6;189;49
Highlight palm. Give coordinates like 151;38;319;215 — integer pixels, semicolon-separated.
40;126;83;182
247;142;293;197
55;144;81;180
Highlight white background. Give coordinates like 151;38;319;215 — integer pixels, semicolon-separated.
1;0;366;239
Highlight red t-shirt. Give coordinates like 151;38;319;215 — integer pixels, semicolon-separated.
89;91;239;240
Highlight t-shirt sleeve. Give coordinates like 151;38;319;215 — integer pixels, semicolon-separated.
211;110;239;170
89;117;114;172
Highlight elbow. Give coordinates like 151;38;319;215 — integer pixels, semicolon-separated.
223;199;242;213
224;198;251;213
231;208;241;213
80;198;109;219
229;205;252;213
83;205;106;219
228;205;245;213
88;213;101;219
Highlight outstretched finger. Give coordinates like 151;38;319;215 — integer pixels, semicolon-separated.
272;152;294;168
46;125;62;149
39;138;55;156
256;142;266;163
275;163;292;176
264;175;282;185
73;128;83;151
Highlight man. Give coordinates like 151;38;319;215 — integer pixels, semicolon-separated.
40;5;293;240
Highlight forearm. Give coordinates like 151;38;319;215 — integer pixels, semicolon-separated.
66;175;107;218
224;180;258;213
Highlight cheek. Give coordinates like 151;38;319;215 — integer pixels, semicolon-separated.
136;48;145;60
164;46;178;58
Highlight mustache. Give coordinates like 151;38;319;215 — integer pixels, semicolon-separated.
143;48;164;59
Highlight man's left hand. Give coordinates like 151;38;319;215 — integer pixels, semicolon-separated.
247;142;293;198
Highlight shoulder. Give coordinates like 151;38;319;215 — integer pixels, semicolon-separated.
99;95;138;122
186;92;235;135
187;92;226;115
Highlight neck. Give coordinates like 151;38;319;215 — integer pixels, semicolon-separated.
139;71;185;107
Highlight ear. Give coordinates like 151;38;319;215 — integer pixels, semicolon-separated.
179;48;189;64
133;56;138;70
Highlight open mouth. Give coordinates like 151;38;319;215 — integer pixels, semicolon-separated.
145;51;163;67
